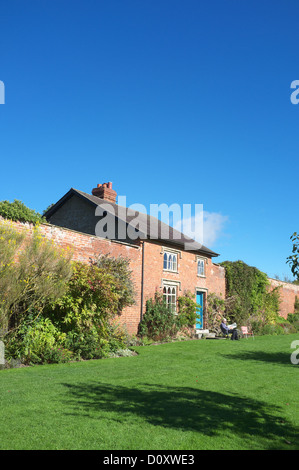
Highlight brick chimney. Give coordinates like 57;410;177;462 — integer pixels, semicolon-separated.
92;182;117;203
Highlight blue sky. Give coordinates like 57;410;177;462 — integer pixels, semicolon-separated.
0;0;298;280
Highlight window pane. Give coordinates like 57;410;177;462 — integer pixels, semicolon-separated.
163;253;168;269
198;259;204;275
168;254;173;270
173;255;177;271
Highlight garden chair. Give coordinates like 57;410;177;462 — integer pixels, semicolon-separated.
241;326;254;339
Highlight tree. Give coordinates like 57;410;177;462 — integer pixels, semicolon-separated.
287;232;299;280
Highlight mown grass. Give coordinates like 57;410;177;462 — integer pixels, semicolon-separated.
0;334;298;450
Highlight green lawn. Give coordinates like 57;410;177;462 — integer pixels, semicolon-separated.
1;334;299;450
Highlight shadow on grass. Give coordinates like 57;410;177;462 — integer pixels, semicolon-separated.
62;382;298;449
221;350;294;367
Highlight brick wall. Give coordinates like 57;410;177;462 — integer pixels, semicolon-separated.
1;217;143;335
2;218;226;334
268;278;299;319
39;223;144;335
5;216;298;334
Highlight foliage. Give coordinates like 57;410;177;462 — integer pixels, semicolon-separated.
63;328;109;360
286;232;299;280
258;323;286;336
95;254;136;313
107;322;130;353
45;258;136;361
5;314;68;364
0;222;137;364
177;291;199;329
138;292;179;341
0;199;44;224
47;262;119;333
0;220;25;333
205;292;226;333
220;260;281;325
287;311;299;332
0;222;73;335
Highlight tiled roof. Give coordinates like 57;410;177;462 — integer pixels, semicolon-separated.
44;188;219;257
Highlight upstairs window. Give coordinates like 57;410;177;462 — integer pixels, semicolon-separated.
197;258;205;277
163;252;178;272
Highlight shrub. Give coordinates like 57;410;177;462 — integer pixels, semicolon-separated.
0;222;73;335
47;262;120;334
95;254;136;313
63;329;110;360
45;257;136;361
139;293;179;341
205;293;226;333
43;347;73;364
5;315;66;364
287;312;299;332
177;291;199;329
260;324;285;336
107;322;130;353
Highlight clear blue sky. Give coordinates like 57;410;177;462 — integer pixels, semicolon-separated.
0;0;298;280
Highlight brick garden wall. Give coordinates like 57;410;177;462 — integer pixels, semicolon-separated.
2;217;298;334
268;278;299;319
2;218;143;335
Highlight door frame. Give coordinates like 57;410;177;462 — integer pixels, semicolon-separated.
195;287;208;330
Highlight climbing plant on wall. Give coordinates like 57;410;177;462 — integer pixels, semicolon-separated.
219;260;281;324
0;199;44;224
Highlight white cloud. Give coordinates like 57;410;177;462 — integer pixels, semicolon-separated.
174;210;228;248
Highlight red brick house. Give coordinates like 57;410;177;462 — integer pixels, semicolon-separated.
43;182;226;335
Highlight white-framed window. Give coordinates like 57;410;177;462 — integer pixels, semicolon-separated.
163;284;177;313
197;258;205;277
163;251;178;272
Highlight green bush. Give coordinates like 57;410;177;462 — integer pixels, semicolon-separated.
44;258;136;362
0;221;73;334
5;315;66;364
63;329;109;360
177;291;199;329
260;324;286;336
287;312;299;323
287;313;299;332
107;322;130;353
43;347;73;364
96;254;135;313
139;293;179;341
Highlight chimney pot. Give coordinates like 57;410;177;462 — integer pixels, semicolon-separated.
92;181;117;203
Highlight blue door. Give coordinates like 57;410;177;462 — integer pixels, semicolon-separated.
196;292;204;329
